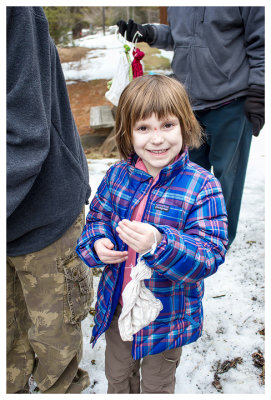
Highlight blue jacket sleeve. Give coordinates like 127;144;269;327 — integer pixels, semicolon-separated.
76;169;117;268
143;177;228;283
7;7;51;217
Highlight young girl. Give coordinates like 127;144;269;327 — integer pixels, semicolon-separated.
76;75;228;394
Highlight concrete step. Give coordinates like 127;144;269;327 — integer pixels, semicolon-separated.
90;105;115;129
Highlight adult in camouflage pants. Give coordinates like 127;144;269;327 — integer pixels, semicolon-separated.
7;6;93;393
7;211;94;393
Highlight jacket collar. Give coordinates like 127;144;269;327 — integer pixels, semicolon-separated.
126;147;189;185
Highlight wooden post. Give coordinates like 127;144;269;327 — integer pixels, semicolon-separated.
159;7;168;24
102;7;105;36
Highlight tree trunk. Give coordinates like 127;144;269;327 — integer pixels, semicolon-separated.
72;22;82;39
102;7;105;35
159;7;168;24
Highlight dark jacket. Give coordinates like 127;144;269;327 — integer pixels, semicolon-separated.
7;7;91;256
151;7;265;109
76;149;228;359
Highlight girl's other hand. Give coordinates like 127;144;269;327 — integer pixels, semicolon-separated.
94;238;128;264
116;220;162;254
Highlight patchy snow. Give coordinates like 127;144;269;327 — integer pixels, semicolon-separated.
80;130;265;394
61;30;173;81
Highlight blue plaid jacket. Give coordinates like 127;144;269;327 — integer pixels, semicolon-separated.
76;149;228;360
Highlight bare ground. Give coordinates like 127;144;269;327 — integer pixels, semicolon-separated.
58;49;110;124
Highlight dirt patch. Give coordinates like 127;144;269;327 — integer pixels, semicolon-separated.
66;79;118;159
57;46;91;63
84;145;119;160
57;46;113;141
66;80;112;137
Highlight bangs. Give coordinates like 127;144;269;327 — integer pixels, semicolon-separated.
129;77;181;126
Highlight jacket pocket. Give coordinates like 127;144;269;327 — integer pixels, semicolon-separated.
190;46;230;100
183;297;202;328
171;45;190;87
147;279;185;323
183;281;203;327
184;312;200;327
58;251;94;325
161;346;182;370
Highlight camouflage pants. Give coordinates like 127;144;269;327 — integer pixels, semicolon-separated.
6;210;94;393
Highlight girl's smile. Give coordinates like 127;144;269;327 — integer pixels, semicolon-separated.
133;113;183;177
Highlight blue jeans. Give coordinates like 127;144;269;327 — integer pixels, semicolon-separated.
189;97;252;246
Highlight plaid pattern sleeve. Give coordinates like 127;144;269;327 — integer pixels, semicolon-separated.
76;167;118;268
143;176;228;283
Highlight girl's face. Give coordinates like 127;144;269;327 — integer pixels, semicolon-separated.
132;113;183;177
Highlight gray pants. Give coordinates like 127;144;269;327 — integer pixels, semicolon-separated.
105;303;182;394
6;211;94;393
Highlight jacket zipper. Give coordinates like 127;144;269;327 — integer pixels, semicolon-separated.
93;176;154;342
134;179;159;264
132;180;160;353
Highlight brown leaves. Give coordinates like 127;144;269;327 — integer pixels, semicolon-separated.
212;357;243;392
252;351;265;385
212;350;265;392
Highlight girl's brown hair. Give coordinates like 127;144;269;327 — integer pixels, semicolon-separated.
115;74;203;159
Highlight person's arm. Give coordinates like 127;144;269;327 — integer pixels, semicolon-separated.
137;177;228;284
7;7;52;217
117;17;174;50
149;23;174;50
76;167;127;268
241;7;265;136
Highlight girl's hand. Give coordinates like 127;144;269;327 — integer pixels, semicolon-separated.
94;238;128;264
116;220;162;254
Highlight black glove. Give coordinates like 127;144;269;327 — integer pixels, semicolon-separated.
244;85;265;137
116;19;155;44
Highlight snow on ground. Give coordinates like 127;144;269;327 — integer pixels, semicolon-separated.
61;30;173;82
80;130;265;394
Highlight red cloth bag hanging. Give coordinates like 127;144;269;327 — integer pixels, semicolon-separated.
132;47;145;79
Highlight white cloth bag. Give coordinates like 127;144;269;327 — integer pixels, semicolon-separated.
105;51;130;106
118;256;163;341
